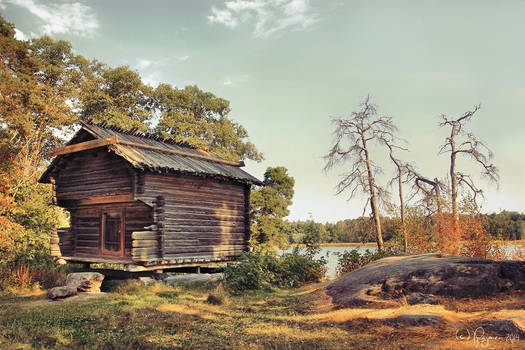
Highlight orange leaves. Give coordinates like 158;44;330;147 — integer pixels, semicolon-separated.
435;213;501;259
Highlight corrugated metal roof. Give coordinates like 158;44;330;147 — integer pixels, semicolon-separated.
41;123;262;185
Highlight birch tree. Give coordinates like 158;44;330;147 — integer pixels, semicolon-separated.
324;97;396;251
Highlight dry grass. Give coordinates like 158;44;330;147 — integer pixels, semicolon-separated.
0;281;523;349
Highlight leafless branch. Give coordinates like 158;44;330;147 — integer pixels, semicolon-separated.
438;104;498;219
324;95;397;251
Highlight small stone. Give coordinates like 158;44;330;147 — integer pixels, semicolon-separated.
66;272;104;293
47;286;78;299
406;292;438;305
205;295;223;305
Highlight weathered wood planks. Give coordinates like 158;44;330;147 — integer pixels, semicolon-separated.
55;151;133;202
47;136;118;157
131;173;251;263
48;143;253;268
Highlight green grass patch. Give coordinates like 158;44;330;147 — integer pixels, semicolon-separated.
0;281;374;350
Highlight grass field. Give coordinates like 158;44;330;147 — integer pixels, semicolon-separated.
0;281;523;350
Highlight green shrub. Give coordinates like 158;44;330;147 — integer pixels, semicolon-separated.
277;252;326;288
224;252;278;293
335;248;394;275
224;250;327;294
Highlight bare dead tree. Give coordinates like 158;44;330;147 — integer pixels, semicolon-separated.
383;141;412;252
438;105;499;222
324;96;396;251
412;173;445;215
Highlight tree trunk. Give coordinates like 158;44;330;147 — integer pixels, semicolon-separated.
449;125;458;222
363;144;383;251
450;152;458;221
398;175;407;253
434;178;442;215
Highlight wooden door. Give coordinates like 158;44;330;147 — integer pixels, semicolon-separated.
100;209;125;257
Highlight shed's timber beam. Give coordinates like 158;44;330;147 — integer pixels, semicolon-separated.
115;140;244;167
48;134;244;167
47;136;118;157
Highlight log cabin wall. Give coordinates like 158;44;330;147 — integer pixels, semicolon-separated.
51;148;154;259
70;202;153;258
137;174;250;262
54;149;133;204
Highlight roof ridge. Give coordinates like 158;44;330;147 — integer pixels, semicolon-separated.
81;121;196;149
81;121;243;166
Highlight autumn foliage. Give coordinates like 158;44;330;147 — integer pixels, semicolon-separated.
435;213;503;259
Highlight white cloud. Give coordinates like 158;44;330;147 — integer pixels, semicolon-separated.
177;55;190;61
142;72;162;88
0;0;98;38
207;0;318;38
222;74;250;86
133;58;167;87
14;28;28;40
136;59;153;70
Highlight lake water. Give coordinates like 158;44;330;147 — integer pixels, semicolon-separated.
283;243;523;279
282;245;378;279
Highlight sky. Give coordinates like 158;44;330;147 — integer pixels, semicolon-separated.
1;0;524;222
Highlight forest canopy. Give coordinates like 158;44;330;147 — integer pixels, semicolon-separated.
285;211;525;245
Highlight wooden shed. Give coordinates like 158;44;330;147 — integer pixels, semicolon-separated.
39;123;261;271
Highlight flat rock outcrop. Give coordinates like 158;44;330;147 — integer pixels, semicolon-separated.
326;254;525;307
475;318;525;338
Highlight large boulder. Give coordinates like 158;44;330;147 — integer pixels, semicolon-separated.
326;254;525;307
66;272;105;293
47;286;78;299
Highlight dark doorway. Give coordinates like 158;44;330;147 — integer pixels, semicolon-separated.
101;210;124;256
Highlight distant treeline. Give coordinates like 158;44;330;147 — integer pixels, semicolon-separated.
285;211;525;244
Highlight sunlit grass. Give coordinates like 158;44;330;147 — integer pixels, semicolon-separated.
0;281;523;349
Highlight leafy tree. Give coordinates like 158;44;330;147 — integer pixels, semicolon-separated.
1;31;79;180
300;219;329;256
78;64;154;131
0;18;70;274
250;167;295;251
483;211;525;240
324;96;396;251
155;84;263;162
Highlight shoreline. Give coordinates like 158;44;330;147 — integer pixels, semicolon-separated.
289;240;523;249
290;242;377;248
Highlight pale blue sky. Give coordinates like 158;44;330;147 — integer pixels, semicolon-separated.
1;0;524;222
